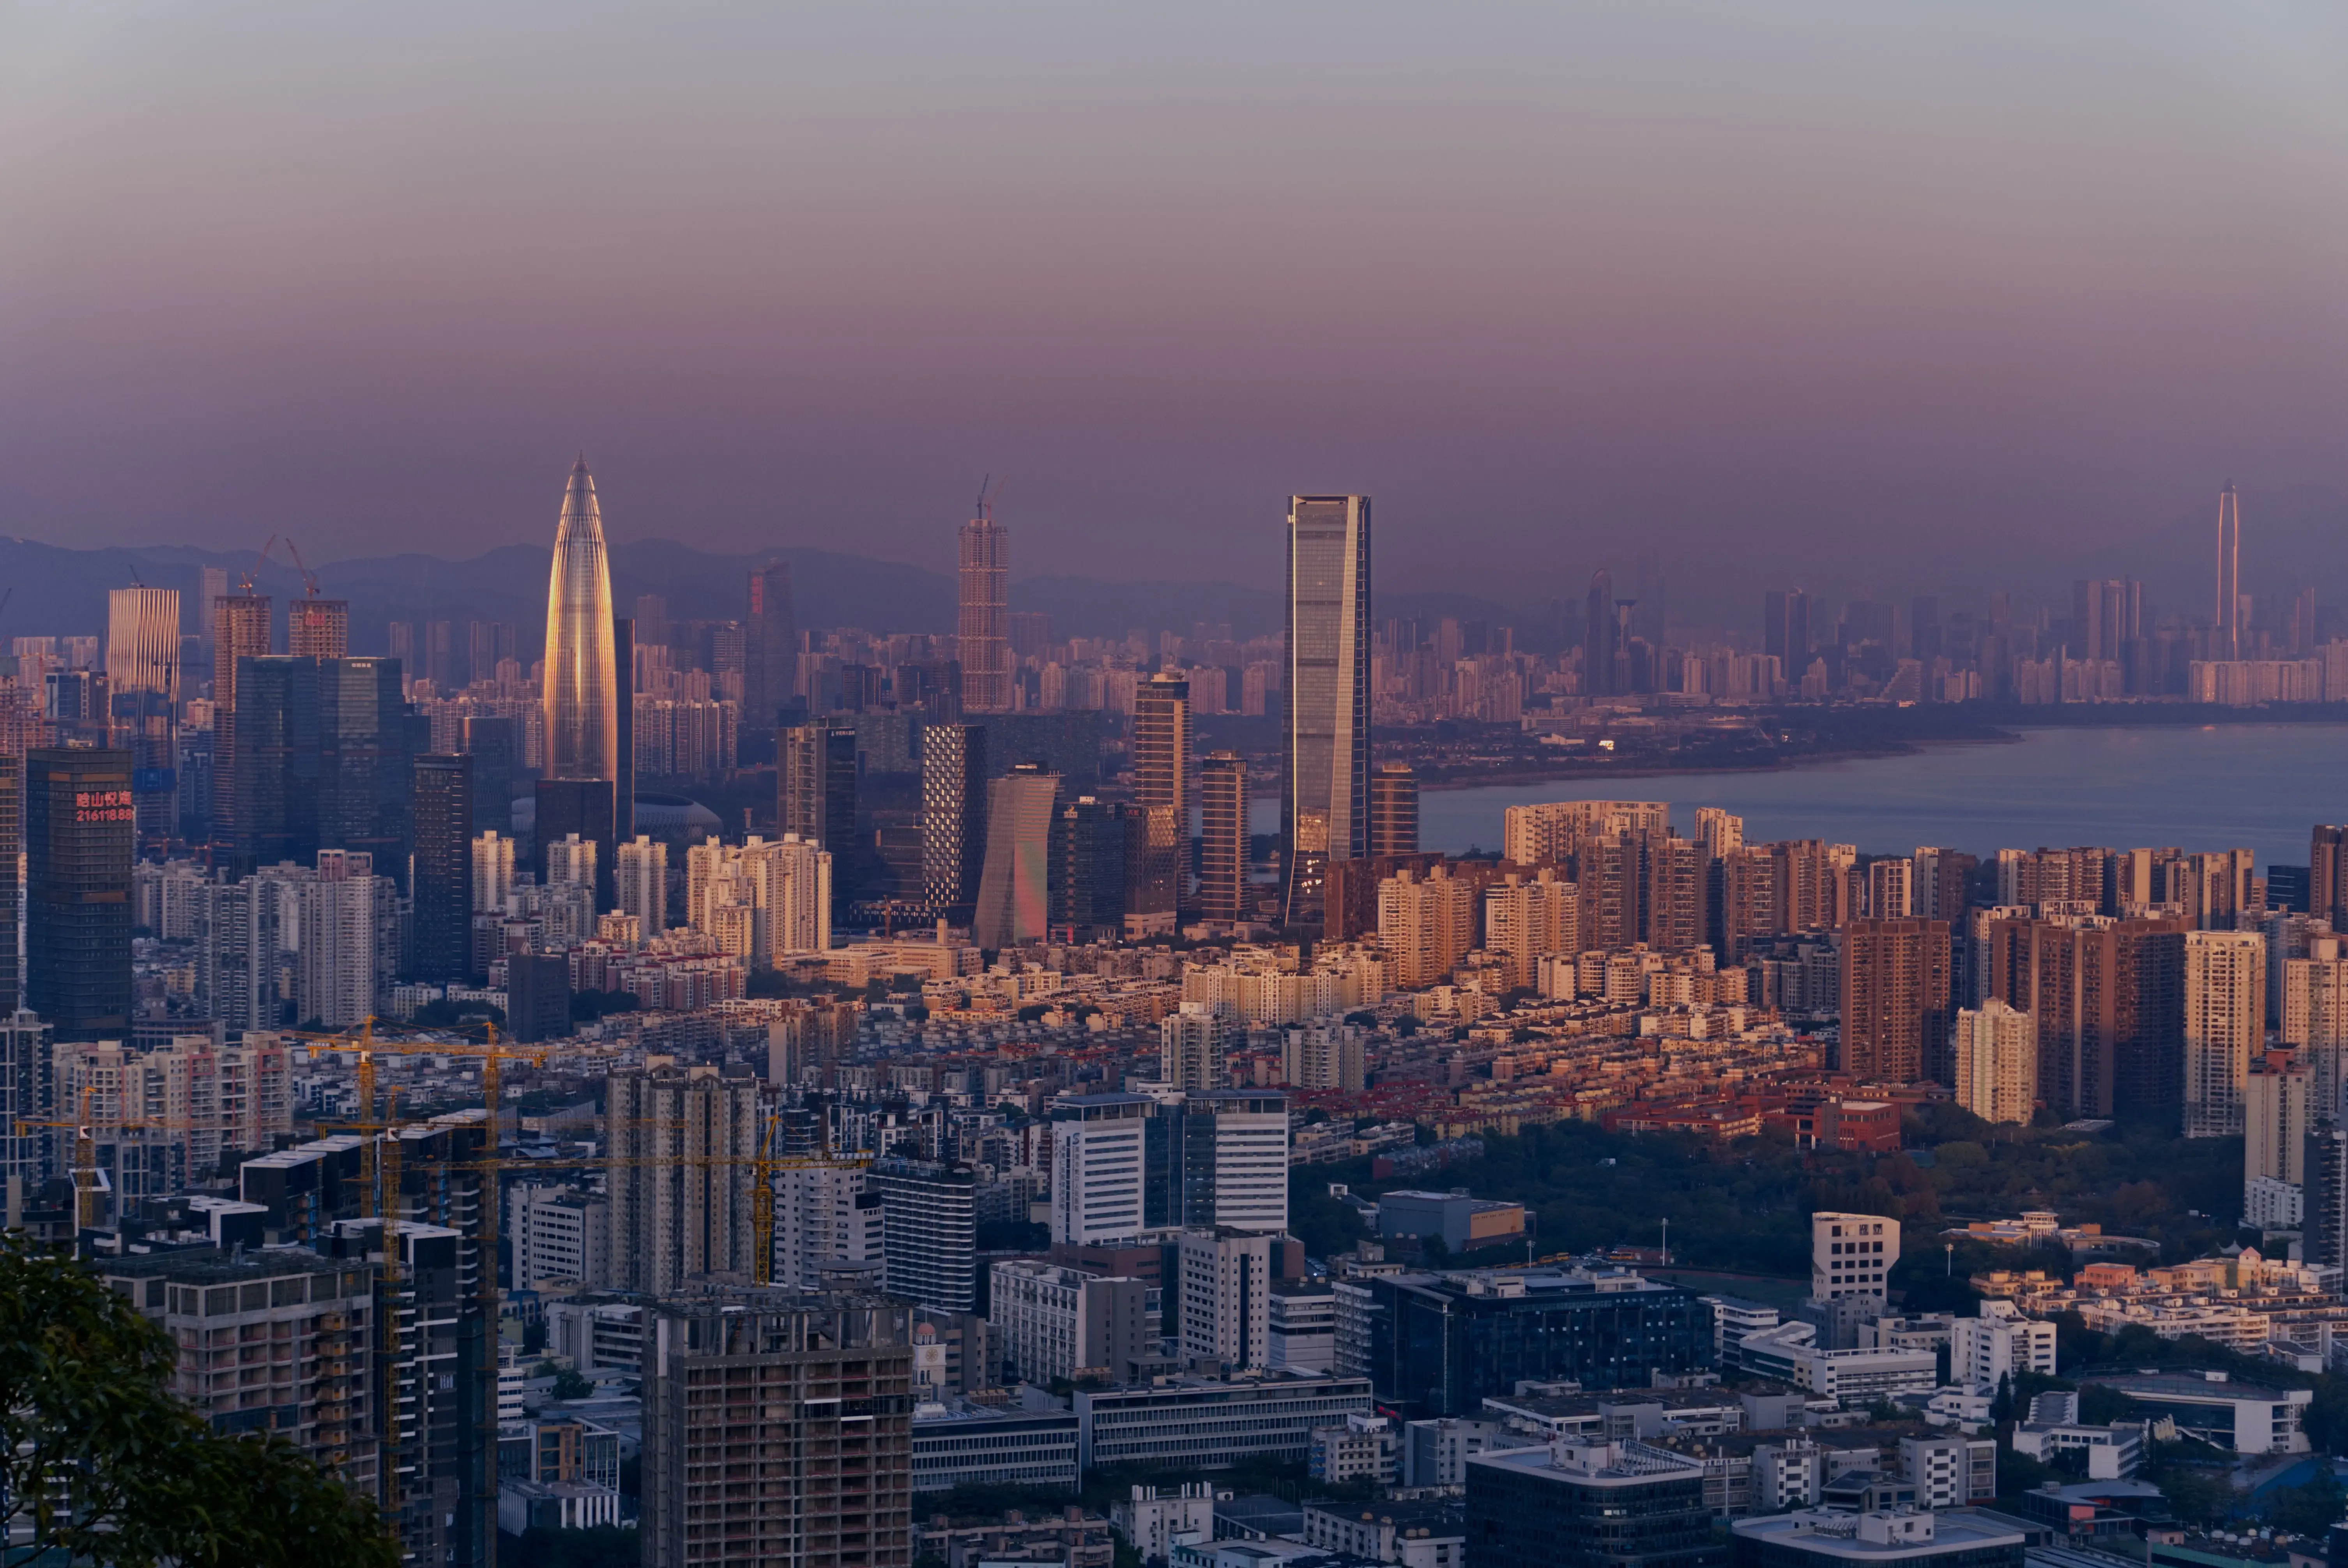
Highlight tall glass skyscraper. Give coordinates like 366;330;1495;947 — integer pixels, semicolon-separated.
1280;495;1370;927
542;458;621;784
958;502;1010;713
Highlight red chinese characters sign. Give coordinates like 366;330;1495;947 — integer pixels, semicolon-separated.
74;789;134;824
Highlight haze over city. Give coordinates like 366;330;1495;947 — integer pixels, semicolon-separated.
14;9;2348;1568
7;4;2348;622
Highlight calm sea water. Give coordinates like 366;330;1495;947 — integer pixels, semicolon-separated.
1416;725;2348;867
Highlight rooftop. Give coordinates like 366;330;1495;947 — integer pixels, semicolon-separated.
98;1247;357;1284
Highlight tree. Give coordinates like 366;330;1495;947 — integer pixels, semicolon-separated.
550;1367;596;1401
1989;1371;2014;1427
0;1233;396;1568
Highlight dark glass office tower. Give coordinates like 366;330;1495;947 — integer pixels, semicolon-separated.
26;747;135;1039
743;560;796;744
1279;495;1370;927
1054;797;1130;939
410;754;473;982
535;777;615;904
461;714;517;839
613;614;635;842
780;723;860;911
232;656;411;879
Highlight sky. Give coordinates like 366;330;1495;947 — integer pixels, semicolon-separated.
4;3;2346;625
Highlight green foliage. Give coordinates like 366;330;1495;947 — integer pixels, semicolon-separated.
511;1524;642;1568
2265;1473;2347;1537
1285;1177;1368;1260
549;1367;596;1401
2142;1442;2236;1527
0;1233;396;1568
568;987;640;1024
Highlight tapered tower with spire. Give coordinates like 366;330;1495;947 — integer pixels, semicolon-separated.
542;457;620;783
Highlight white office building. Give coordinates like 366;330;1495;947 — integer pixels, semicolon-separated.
512;1184;610;1290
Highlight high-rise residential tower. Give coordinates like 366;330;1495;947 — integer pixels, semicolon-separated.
2185;929;2265;1137
1280;495;1370;926
1368;763;1418;858
541;458;621;786
2215;482;2242;662
958;498;1010;713
1838;918;1954;1084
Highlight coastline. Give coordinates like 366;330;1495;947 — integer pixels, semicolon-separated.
1416;730;2023;791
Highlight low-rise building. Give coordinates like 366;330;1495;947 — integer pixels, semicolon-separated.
1949;1303;2056;1394
1309;1413;1400;1485
1402;1417;1516;1487
989;1259;1152;1387
1076;1373;1375;1471
1730;1507;2025;1567
912;1404;1082;1494
1112;1483;1215;1564
1301;1499;1464;1568
2075;1372;2311;1455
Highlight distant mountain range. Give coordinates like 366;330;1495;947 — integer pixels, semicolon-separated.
0;535;1527;650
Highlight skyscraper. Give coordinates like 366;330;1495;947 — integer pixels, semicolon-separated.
461;713;517;839
1054;797;1130;939
409;755;472;982
1582;568;1616;697
210;592;271;851
1838;918;1954;1084
743;560;796;736
1161;1002;1228;1091
232;657;412;877
541;458;621;785
2185;929;2265;1138
780;724;857;855
2215;482;2242;662
1198;751;1248;924
958;499;1010;713
640;1291;914;1568
613;613;635;841
1368;763;1418;858
106;586;181;709
920;723;988;923
1764;589;1811;678
971;763;1060;950
25;747;135;1039
1134;673;1192;919
617;835;668;936
608;1063;763;1293
286;597;349;659
0;756;16;1012
1280;495;1370;927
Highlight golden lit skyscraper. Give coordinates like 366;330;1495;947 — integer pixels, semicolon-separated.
1280;495;1370;926
105;587;180;706
958;498;1010;713
541;458;621;783
1133;673;1191;918
1198;751;1247;924
2215;482;2242;662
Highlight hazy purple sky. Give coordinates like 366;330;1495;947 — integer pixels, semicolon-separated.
4;4;2345;619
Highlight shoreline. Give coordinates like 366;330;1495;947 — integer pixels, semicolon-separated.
1417;731;2022;792
1417;713;2348;793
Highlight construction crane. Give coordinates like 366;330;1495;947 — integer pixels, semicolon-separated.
241;535;278;595
284;537;323;597
27;1087;105;1231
